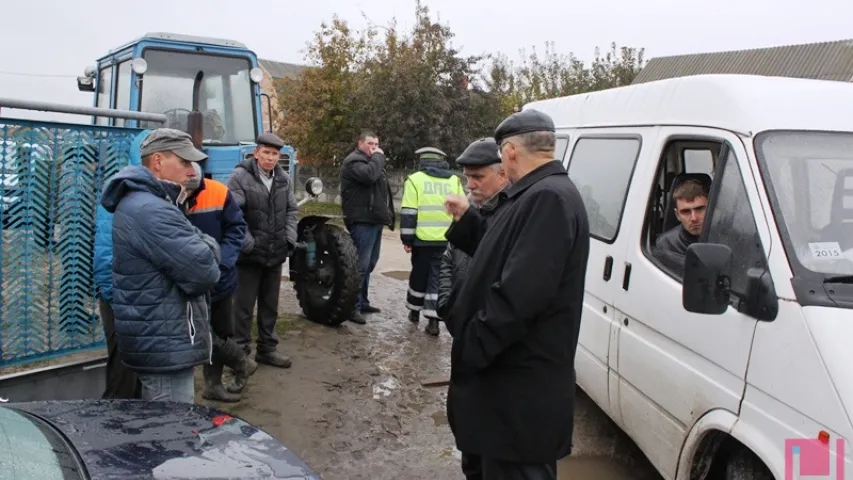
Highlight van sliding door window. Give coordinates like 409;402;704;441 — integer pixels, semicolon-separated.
567;137;642;243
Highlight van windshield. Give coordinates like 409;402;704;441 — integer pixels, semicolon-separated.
754;130;853;277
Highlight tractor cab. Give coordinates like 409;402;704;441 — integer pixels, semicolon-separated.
76;32;296;183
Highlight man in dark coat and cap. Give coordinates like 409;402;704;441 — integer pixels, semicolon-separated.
436;138;509;323
442;109;591;479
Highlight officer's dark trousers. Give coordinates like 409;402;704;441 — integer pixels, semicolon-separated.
234;263;283;355
406;246;444;319
461;453;558;480
98;295;141;399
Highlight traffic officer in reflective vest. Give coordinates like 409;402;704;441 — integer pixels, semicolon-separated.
400;147;465;336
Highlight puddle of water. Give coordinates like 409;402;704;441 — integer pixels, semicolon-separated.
558;456;648;479
431;410;448;426
381;270;410;281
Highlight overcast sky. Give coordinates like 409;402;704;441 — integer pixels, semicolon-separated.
1;0;851;122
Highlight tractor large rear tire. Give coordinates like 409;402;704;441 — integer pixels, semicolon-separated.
292;224;360;327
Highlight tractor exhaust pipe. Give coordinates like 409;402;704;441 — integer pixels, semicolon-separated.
187;71;204;149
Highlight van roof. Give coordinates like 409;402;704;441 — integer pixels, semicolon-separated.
523;74;853;135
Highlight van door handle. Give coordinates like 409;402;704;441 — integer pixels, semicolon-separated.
603;256;613;281
622;262;632;291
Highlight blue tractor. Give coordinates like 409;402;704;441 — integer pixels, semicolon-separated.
77;32;359;326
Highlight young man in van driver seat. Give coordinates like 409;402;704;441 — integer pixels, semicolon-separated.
655;178;709;256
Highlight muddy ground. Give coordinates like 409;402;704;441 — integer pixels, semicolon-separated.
196;228;663;480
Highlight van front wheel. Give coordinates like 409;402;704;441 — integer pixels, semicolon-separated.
725;447;773;480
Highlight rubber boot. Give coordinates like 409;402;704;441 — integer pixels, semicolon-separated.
201;361;241;403
219;338;256;394
425;318;440;336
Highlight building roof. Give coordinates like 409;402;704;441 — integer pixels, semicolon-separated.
633;39;853;84
258;59;307;80
523;74;853;135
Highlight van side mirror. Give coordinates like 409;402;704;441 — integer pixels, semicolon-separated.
683;243;732;315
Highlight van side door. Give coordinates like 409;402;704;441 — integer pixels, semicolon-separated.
611;127;768;479
564;128;655;421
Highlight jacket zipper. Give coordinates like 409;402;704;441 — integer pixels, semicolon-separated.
186;301;196;346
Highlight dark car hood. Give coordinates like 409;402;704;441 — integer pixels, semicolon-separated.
7;399;320;479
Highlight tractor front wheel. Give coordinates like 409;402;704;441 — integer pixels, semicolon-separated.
291;224;360;327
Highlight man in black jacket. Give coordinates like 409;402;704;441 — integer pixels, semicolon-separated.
227;133;297;371
443;110;591;480
436;138;508;324
339;131;395;324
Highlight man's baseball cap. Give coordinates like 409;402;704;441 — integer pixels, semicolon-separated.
139;128;208;162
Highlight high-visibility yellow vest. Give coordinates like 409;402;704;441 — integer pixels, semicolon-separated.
400;171;464;244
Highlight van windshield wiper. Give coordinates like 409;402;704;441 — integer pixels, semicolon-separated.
823;275;853;284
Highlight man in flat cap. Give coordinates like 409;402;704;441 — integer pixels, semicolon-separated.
400;146;464;336
100;127;221;403
436;138;508;326
227;132;298;372
442;109;591;479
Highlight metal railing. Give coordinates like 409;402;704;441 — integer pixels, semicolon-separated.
0;100;163;368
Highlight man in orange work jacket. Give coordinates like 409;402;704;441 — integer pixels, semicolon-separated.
182;162;253;402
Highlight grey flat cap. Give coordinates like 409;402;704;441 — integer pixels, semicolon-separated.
139;128;207;162
256;132;285;149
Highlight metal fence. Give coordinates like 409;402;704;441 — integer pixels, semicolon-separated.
0;119;144;367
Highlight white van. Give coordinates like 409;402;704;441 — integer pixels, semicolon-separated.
524;74;853;480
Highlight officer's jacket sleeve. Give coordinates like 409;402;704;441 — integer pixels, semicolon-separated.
436;244;455;322
460;188;578;371
400;176;418;245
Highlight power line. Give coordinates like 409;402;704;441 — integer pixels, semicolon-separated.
0;70;78;79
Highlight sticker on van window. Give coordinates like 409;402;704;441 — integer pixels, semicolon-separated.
809;242;843;260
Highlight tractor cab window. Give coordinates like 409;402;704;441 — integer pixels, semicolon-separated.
138;49;256;144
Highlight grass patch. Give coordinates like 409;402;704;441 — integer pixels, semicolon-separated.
298;201;342;218
296;200;401;230
248;312;304;338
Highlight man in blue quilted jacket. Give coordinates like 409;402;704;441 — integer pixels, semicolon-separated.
100;128;221;403
93;129;150;399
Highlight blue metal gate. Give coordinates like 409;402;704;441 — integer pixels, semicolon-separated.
0;119;145;368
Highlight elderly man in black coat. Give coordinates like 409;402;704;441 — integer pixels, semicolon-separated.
443;110;591;480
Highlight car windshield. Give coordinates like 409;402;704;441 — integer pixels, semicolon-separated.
138;49;256;144
754;130;853;277
0;406;83;479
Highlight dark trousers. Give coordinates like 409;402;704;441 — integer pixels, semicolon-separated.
98;296;141;399
461;453;558;480
406;246;444;319
347;222;383;312
234;263;283;355
210;294;235;340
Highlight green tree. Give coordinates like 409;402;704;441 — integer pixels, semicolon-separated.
276;16;374;167
483;41;646;110
356;1;491;168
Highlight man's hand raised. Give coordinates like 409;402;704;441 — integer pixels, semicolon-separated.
444;194;470;222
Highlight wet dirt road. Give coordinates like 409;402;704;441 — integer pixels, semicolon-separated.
198;229;663;480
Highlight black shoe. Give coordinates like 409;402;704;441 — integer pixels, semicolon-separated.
425;318;440;336
362;304;381;314
350;311;367;324
255;351;292;369
408;310;420;323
